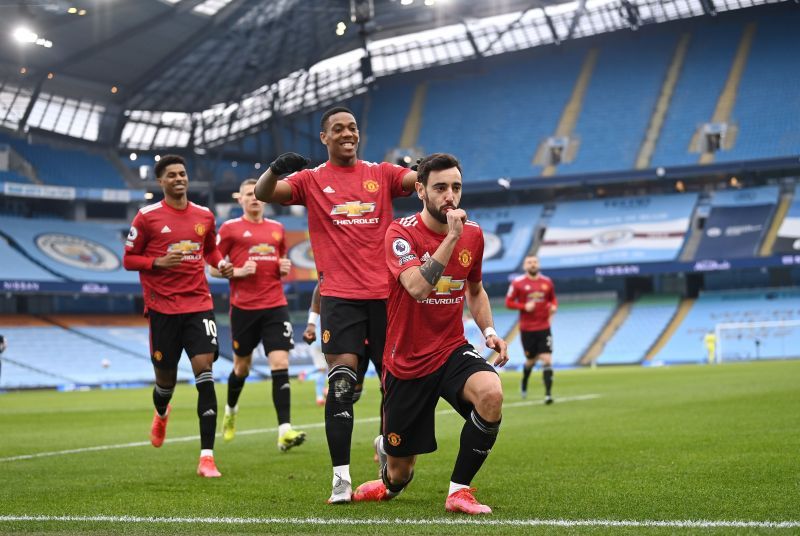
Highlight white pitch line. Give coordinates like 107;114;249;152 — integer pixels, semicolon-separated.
0;394;600;463
0;514;797;529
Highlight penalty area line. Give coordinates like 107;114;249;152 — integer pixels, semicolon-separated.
0;394;600;463
0;514;797;529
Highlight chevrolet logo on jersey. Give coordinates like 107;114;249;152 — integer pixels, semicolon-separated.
434;276;465;295
168;240;201;254
249;243;276;255
330;201;376;217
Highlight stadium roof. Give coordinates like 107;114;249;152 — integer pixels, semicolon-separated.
0;0;549;113
0;0;782;150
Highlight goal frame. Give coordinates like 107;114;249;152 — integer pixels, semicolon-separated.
713;319;800;364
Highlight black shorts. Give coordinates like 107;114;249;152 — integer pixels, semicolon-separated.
521;328;553;359
320;296;385;379
230;305;294;357
382;344;498;457
148;310;219;370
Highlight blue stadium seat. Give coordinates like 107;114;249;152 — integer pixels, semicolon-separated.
597;295;680;365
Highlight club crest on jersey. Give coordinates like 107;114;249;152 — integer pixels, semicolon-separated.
194;223;207;237
249;243;276;255
363;179;379;193
322;330;331;344
434;276;465;295
458;249;472;268
330;201;376;217
272;231;282;242
387;432;401;447
168;240;201;255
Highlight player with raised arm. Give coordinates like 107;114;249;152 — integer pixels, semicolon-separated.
254;106;417;503
212;179;306;451
351;153;508;515
123;154;234;477
505;255;558;403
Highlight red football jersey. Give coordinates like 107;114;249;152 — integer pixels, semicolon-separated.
282;160;411;300
384;213;485;380
217;217;288;310
123;201;223;315
505;274;558;331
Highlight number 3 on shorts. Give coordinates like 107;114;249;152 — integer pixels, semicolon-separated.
283;321;293;340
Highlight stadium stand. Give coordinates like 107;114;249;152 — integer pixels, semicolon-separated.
538;193;698;268
469;205;543;275
649;19;744;167
559;31;677;174
504;296;617;367
693;185;779;259
416;50;584;180
716;10;800;162
652;289;800;364
0;235;63;282
774;184;800;255
596;295;680;365
0;132;126;189
361;82;416;163
0;215;135;283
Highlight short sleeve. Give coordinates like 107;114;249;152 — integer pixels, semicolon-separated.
385;223;421;281
216;222;232;258
124;211;148;253
281;169;312;206
380;162;413;199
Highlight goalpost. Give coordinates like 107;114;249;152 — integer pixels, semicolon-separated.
713;319;800;364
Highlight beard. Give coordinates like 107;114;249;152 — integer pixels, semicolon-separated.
423;197;456;224
527;269;539;276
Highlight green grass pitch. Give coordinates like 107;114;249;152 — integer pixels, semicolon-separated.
1;360;798;535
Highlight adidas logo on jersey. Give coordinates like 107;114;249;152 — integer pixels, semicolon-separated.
243;230;252;237
161;225;172;233
323;186;336;193
421;252;431;262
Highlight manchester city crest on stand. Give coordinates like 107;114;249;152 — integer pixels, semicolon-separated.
35;233;120;271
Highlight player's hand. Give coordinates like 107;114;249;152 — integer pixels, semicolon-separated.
270;152;309;176
218;260;235;279
445;208;466;239
279;258;292;277
302;324;316;344
524;301;536;312
487;335;509;367
154;250;183;269
240;260;257;277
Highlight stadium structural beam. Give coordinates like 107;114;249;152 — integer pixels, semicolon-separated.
566;0;588;40
461;22;483;58
476;8;533;56
16;77;45;135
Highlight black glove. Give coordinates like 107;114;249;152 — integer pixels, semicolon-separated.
270;152;310;176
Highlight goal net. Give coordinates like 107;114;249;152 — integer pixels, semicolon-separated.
714;319;800;363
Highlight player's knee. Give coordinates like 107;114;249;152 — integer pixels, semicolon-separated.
328;365;357;405
476;384;503;421
384;462;414;492
233;364;250;378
